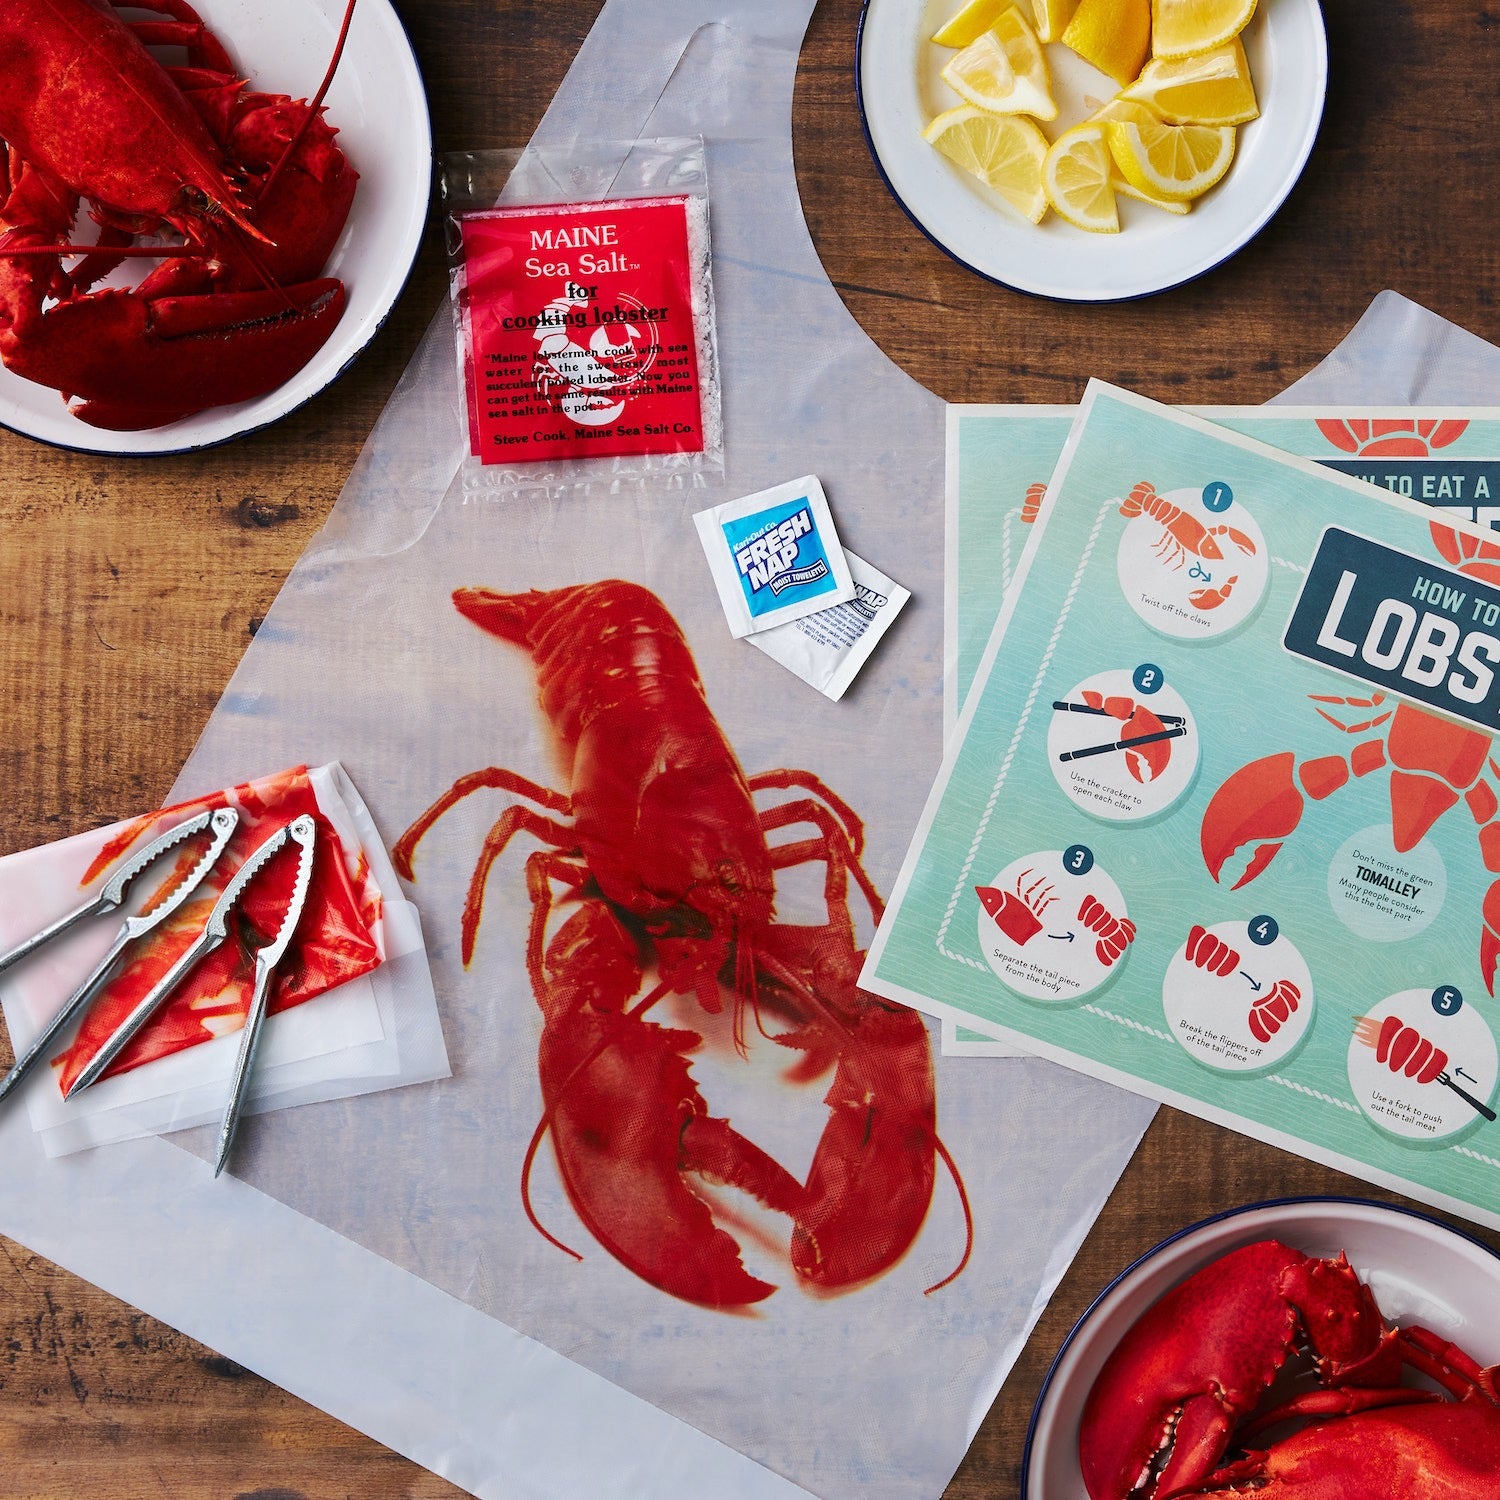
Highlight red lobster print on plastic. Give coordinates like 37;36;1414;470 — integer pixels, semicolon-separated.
1202;522;1500;991
394;580;972;1309
1079;1237;1500;1500
54;766;382;1092
0;0;358;429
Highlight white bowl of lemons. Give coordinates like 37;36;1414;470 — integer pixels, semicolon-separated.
856;0;1326;299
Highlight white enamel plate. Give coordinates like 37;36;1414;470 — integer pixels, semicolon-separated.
0;0;431;454
857;0;1326;301
1022;1198;1500;1496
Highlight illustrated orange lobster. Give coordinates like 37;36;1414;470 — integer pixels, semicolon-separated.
1201;524;1500;991
395;579;971;1308
1120;481;1255;611
1079;1237;1500;1499
0;0;358;429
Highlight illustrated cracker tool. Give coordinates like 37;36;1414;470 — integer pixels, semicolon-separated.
66;815;317;1107
0;808;239;1108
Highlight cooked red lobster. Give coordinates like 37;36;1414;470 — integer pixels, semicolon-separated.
0;0;357;429
1079;1237;1500;1499
395;579;971;1308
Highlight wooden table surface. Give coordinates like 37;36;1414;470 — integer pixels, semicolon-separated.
0;1;1496;1495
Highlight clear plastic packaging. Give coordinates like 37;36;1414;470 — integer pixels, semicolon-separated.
442;139;723;498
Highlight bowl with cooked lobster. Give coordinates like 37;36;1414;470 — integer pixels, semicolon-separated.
0;0;431;454
1023;1197;1500;1498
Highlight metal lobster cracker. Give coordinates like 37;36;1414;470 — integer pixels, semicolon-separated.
67;814;318;1177
0;806;239;1106
0;808;317;1178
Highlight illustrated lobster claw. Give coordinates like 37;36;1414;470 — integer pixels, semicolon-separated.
0;277;346;429
1200;751;1304;889
1483;883;1500;997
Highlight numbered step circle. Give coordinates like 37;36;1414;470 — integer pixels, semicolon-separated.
1348;989;1498;1143
1047;669;1197;821
1328;825;1446;942
1162;920;1314;1072
976;851;1135;1003
1116;484;1268;639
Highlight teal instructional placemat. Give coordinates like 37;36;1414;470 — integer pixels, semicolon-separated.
881;382;1500;1229
947;403;1500;734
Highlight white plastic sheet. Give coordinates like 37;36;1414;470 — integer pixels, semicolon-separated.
0;2;1492;1496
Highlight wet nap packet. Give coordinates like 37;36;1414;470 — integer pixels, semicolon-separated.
694;475;856;638
443;141;722;491
745;550;911;700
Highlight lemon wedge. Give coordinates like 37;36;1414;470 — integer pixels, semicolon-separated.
1151;0;1257;59
931;0;1015;46
925;106;1050;222
940;19;1057;119
1120;39;1259;123
1061;0;1150;85
1029;0;1081;43
1103;100;1236;200
1042;123;1119;232
1080;100;1191;212
1112;175;1193;213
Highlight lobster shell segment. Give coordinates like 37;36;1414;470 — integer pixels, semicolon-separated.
1;278;347;429
1176;1401;1500;1499
0;0;256;237
1079;1241;1402;1500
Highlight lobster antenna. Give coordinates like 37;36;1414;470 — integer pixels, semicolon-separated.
259;0;358;203
518;1115;584;1263
922;1134;974;1295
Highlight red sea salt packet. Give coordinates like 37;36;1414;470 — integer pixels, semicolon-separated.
454;194;720;467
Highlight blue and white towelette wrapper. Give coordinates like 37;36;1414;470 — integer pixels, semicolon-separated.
694;474;856;637
746;549;910;700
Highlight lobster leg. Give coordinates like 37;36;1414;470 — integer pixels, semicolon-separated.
761;798;885;925
748;768;869;858
393;766;572;879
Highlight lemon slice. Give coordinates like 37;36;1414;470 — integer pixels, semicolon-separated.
1029;0;1080;43
1042;123;1119;232
1151;0;1257;59
940;23;1057;119
1120;39;1259;123
924;106;1050;222
931;0;1014;45
1103;100;1236;200
1061;0;1150;85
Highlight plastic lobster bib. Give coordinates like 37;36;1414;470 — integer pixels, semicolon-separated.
2;0;1494;1493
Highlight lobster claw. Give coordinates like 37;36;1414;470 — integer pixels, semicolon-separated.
1200;751;1304;890
0;277;346;429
